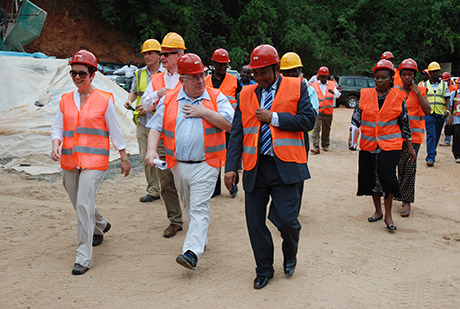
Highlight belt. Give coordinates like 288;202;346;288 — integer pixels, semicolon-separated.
177;160;204;164
259;154;275;161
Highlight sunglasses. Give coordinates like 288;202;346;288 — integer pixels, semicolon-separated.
70;70;89;78
160;52;179;57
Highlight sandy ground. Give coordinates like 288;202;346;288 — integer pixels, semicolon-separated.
1;107;460;308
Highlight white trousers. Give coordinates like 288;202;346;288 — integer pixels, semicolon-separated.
171;161;219;259
63;168;108;268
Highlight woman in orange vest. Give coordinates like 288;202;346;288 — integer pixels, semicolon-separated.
348;60;415;231
51;50;131;275
394;59;430;217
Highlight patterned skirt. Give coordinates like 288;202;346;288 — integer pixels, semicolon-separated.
395;142;421;203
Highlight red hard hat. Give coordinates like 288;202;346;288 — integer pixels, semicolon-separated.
372;59;395;74
381;51;394;60
318;66;329;76
177;53;207;75
248;44;280;69
441;72;451;81
212;48;230;63
69;50;98;70
398;58;418;72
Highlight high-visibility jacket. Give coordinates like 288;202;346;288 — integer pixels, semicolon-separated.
359;88;405;151
449;84;458;92
311;80;335;114
422;80;448;115
151;71;182;99
400;87;427;144
60;89;112;171
205;73;238;109
132;68;149;124
162;86;226;169
240;77;307;171
394;68;402;86
453;90;460;116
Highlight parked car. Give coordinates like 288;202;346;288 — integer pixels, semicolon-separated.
99;61;127;90
336;75;375;108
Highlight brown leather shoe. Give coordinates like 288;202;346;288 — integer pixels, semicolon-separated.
323;146;329;152
163;224;183;238
310;147;320;154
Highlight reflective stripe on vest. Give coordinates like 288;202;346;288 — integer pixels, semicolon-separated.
398;86;427;144
205;73;238;109
453;91;460;116
59;89;112;170
240;77;307;171
423;80;447;115
162;86;226;168
311;80;335;114
359;88;404;151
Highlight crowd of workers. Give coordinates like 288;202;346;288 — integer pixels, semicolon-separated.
50;31;459;290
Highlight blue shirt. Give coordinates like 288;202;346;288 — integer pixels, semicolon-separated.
147;87;234;161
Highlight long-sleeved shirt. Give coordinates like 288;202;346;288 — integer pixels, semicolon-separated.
146;87;234;162
141;70;180;112
51;90;126;151
114;65;138;78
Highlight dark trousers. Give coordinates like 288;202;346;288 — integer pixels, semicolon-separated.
245;156;301;277
453;124;460;159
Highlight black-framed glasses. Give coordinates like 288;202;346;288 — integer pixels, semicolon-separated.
160;51;179;57
182;72;206;82
70;70;89;78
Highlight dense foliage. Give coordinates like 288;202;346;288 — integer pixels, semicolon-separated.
92;0;460;77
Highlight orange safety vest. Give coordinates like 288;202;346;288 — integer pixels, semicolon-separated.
394;68;403;86
400;87;427;144
453;90;460;116
449;84;458;92
205;73;238;109
150;71;182;105
240;77;307;171
359;88;405;151
60;89;112;171
311;80;335;114
162;86;226;169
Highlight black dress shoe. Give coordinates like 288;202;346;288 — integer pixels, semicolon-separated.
254;274;273;289
284;260;296;277
72;263;89;275
93;222;111;247
139;194;160;202
176;250;197;270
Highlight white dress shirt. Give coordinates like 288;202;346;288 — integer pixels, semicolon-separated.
141;70;180;112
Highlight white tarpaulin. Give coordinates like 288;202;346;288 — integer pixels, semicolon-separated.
0;56;139;175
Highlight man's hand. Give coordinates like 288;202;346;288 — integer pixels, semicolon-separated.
157;87;169;99
135;104;147;115
121;159;131;177
183;102;207;118
145;150;160;167
256;108;272;123
409;83;420;95
224;171;237;191
51;139;61;161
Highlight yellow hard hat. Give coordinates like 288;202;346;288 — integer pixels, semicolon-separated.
161;32;186;50
141;39;161;53
280;52;303;70
427;61;441;71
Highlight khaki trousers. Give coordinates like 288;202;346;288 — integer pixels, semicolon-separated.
63;168;108;268
311;113;333;148
157;139;183;226
136;122;160;197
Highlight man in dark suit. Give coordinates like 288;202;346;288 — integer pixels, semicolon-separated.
224;44;316;289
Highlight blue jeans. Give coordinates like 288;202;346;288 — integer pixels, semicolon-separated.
425;113;444;162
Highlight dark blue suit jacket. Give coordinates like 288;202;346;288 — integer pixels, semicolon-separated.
225;76;317;193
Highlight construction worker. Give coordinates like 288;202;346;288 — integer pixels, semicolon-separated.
418;69;430;86
394;59;430;218
205;48;242;198
141;32;185;238
349;59;415;232
421;61;451;166
381;51;402;86
114;60;138;91
145;53;234;270
440;72;457;146
224;44;316;289
239;64;256;87
310;66;341;154
123;39;162;204
51;50;131;275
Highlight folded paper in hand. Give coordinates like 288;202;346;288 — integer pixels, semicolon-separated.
153;159;167;170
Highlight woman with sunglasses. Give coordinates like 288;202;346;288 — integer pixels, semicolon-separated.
51;50;131;275
394;59;430;217
348;60;416;231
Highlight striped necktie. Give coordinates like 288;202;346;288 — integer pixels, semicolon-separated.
260;89;274;155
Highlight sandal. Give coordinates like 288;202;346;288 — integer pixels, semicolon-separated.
368;215;383;222
400;203;411;217
384;220;397;231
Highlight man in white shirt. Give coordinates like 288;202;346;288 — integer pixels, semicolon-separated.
114;61;138;91
141;32;186;238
